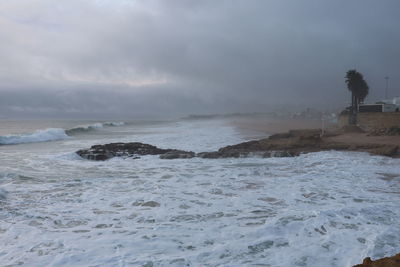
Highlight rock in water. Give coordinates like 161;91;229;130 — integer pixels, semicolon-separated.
132;200;160;207
141;201;160;207
76;142;194;161
76;130;400;161
197;152;224;159
159;150;195;159
353;253;400;266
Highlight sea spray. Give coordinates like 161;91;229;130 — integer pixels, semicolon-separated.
0;122;126;145
66;122;125;135
0;128;70;145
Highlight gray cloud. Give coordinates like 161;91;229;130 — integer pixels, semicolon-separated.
0;0;399;118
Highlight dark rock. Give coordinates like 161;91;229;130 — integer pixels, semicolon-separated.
82;153;111;161
132;200;160;207
77;142;172;161
218;150;243;158
141;201;160;207
197;150;244;158
207;130;323;159
197;152;223;159
160;150;195;159
369;145;399;157
353;253;400;266
77;142;196;161
218;140;262;153
269;129;321;139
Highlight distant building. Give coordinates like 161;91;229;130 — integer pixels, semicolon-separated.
358;97;400;113
339;97;400;130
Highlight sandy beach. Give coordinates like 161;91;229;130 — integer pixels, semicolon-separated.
229;114;400;149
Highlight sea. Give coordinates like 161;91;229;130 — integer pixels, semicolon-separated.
0;118;399;267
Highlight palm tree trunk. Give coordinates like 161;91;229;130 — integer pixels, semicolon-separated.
349;93;357;125
354;95;358;125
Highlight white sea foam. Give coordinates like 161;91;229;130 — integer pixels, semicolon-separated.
0;128;70;145
0;119;399;266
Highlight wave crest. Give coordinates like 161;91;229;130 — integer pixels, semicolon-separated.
0;128;70;145
0;122;126;145
103;121;125;127
65;122;125;135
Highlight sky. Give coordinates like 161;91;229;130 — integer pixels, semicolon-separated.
0;0;399;118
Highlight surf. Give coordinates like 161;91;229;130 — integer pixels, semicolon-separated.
0;122;125;145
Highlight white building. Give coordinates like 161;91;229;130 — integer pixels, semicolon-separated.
358;97;400;113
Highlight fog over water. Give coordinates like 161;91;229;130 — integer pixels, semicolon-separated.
0;0;400;118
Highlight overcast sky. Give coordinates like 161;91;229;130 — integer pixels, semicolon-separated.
1;0;399;118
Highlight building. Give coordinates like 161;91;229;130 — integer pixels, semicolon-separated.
339;97;400;130
358;97;400;113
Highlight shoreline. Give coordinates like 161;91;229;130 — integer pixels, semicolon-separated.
225;115;400;158
76;126;400;161
71;117;400;266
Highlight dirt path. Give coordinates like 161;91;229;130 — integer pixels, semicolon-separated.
328;133;400;146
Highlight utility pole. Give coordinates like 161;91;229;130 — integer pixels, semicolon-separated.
385;76;389;99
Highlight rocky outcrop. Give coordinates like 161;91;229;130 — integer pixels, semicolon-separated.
369;145;400;157
159;150;195;159
196;129;324;159
353;253;400;267
76;142;194;161
76;129;400;161
206;129;399;159
368;126;400;136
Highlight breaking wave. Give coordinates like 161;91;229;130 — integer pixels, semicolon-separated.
0;128;70;145
0;122;125;145
65;123;103;135
66;122;125;135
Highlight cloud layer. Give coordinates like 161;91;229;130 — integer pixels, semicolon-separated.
1;0;399;117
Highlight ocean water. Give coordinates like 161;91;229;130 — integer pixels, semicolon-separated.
0;118;399;267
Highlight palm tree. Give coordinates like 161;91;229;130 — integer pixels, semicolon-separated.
345;70;369;125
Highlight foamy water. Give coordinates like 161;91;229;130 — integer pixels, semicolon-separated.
0;119;399;266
